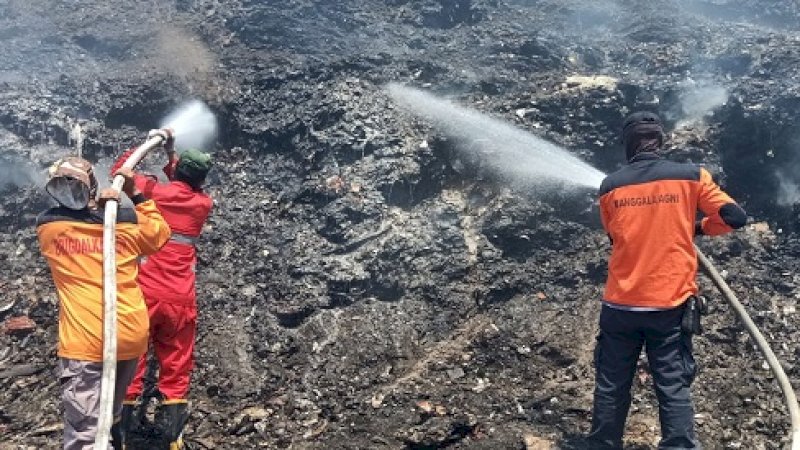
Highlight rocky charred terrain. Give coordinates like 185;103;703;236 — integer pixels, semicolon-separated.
2;0;800;448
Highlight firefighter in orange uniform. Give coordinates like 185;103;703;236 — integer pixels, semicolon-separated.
36;158;171;449
588;112;747;449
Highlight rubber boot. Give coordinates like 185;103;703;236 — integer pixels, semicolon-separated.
111;417;125;450
121;400;140;435
155;400;189;450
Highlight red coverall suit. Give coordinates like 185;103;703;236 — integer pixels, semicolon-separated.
113;150;213;401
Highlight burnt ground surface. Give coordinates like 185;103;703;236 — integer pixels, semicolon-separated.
2;0;800;449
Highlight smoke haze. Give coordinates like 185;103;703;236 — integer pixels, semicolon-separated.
776;171;800;206
0;156;42;190
677;79;729;125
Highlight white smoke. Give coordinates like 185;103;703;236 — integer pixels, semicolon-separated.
677;79;729;126
0;157;42;189
565;0;623;37
777;170;800;206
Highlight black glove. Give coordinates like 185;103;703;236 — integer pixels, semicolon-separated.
694;219;704;236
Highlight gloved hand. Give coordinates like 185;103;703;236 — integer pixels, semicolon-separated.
694;219;704;236
113;167;141;198
98;188;120;208
148;128;175;152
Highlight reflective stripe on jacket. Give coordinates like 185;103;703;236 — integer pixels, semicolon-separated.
598;153;742;309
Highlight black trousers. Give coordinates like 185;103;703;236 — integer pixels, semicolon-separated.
587;304;701;450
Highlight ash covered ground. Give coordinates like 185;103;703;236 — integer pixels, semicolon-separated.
2;0;800;448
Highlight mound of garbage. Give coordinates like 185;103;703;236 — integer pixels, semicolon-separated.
1;1;799;448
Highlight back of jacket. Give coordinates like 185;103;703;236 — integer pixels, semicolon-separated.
135;175;213;305
36;199;171;361
113;149;213;306
598;153;737;309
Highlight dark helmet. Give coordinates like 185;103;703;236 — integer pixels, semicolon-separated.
622;111;664;161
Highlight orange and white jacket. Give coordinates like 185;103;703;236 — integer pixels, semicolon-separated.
37;195;171;361
598;153;746;310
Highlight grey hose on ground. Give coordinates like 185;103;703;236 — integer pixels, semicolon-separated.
696;246;800;450
94;135;164;448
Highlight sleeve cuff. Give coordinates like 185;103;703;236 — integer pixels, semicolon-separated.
130;193;147;205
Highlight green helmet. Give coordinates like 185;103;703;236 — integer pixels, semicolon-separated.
175;149;212;188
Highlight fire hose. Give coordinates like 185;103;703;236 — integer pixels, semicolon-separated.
94;134;165;448
696;246;800;449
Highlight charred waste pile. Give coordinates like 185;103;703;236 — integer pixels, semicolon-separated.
2;0;800;448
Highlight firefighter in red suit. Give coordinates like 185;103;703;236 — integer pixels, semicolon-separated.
115;128;213;450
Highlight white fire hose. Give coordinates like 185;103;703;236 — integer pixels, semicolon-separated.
94;135;164;448
696;246;800;449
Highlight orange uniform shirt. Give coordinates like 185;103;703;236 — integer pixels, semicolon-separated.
37;198;171;361
598;153;738;309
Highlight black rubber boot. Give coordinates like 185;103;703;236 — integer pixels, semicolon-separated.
121;400;140;436
155;401;189;450
111;418;124;450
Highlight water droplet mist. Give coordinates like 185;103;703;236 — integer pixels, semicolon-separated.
160;100;218;152
386;84;605;190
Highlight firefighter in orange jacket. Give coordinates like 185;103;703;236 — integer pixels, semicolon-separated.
37;158;171;449
588;112;746;449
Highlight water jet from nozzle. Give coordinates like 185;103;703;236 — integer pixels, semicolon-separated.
160;100;218;152
387;83;605;190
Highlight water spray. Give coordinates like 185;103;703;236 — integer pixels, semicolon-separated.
95;100;217;448
160;99;218;151
386;83;605;190
70;121;84;159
